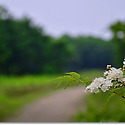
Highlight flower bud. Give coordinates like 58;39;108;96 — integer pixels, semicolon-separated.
107;65;111;70
123;65;125;71
120;84;123;87
123;59;125;65
119;68;122;71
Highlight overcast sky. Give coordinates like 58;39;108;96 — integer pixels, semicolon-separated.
0;0;125;39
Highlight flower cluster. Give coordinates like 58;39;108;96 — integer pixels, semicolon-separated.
104;67;123;82
85;59;125;94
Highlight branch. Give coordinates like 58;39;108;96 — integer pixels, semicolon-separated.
109;90;125;100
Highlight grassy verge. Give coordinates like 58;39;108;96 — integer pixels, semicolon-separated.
0;74;58;121
72;92;125;122
0;70;105;121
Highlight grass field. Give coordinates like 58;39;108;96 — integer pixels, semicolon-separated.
0;69;106;121
72;91;125;122
0;74;59;121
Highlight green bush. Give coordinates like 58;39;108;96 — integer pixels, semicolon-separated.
72;91;125;122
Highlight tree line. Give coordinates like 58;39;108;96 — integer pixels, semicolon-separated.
0;6;124;75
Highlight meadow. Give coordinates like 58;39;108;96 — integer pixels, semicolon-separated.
0;70;103;121
1;69;125;122
0;74;59;121
0;69;104;121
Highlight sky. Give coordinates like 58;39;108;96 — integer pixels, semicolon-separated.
0;0;125;39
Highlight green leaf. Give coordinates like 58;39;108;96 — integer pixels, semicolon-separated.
76;77;92;86
54;75;75;88
84;77;89;82
123;71;125;76
76;79;84;86
64;80;75;89
65;72;80;79
54;76;66;88
54;72;91;88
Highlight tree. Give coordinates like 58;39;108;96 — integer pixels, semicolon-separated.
110;21;125;67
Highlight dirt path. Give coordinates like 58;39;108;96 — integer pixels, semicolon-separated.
6;87;85;122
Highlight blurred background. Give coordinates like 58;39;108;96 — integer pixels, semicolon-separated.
0;0;125;122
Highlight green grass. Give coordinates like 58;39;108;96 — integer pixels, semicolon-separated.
0;74;58;121
0;70;105;121
72;92;125;122
0;74;58;86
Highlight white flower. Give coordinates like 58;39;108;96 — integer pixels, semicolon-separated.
106;67;123;82
99;79;112;92
123;78;125;82
85;84;99;94
92;77;106;88
85;59;125;94
85;77;114;93
104;71;109;76
100;84;109;92
121;78;125;83
85;77;105;93
123;59;125;65
85;85;92;93
92;87;99;93
105;80;113;87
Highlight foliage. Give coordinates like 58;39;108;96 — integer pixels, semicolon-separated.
53;72;92;89
70;66;125;122
54;59;125;122
72;91;125;122
0;6;72;75
110;21;125;67
61;35;114;71
0;6;114;75
56;59;125;101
